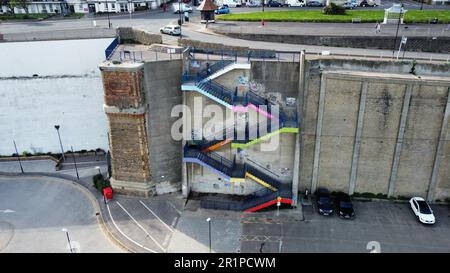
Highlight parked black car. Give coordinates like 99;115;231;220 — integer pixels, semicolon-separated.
315;188;333;216
335;192;355;219
267;0;283;7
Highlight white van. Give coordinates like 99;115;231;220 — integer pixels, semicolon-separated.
285;0;305;6
172;3;193;13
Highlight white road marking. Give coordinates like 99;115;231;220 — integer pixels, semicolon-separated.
166;200;182;215
0;209;15;213
171;217;178;228
139;200;173;232
116;201;165;252
162;234;171;247
106;202;157;253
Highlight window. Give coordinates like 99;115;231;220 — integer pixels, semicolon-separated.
112;3;115;9
79;4;83;9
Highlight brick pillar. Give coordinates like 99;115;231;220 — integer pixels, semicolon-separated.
100;63;154;197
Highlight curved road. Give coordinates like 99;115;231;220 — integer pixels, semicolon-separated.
0;175;122;253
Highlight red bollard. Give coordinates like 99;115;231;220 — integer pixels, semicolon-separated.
103;186;113;202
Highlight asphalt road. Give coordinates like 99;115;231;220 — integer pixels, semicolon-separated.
0;176;121;252
241;200;450;253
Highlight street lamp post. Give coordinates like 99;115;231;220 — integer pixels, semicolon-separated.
71;146;79;180
62;228;73;253
54;125;66;161
178;0;183;38
261;0;265;26
13;140;24;174
206;217;211;253
99;1;111;28
392;3;403;58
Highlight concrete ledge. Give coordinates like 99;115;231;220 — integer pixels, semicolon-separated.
104;105;147;115
110;177;155;197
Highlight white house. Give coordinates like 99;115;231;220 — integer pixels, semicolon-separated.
1;1;69;14
0;0;164;15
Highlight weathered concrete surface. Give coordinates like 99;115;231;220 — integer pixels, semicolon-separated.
143;60;183;195
301;58;450;201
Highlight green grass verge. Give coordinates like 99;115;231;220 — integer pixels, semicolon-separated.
217;10;450;23
0;13;54;20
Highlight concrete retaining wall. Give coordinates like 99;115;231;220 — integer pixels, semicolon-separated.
300;57;450;201
117;27;162;45
216;32;450;53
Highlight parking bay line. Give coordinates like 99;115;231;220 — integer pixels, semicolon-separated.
166;200;182;215
106;202;157;253
139;200;174;233
116;201;165;252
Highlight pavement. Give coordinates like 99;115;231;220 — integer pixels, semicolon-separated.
1;159;450;253
241;198;450;253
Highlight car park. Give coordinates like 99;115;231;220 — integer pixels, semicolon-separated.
409;197;436;225
159;25;181;36
215;5;231;14
285;0;305;7
267;0;283;7
335;192;355;219
315;188;333;216
306;0;324;7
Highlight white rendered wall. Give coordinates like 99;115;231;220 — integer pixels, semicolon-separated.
0;38;113;155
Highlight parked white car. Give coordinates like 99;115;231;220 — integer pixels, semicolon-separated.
246;0;261;7
172;3;193;13
220;0;242;7
160;25;181;36
285;0;305;7
409;197;435;225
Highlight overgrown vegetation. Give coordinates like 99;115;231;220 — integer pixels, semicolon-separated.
323;3;346;16
93;174;111;193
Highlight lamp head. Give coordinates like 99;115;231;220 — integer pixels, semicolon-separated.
54;125;60;130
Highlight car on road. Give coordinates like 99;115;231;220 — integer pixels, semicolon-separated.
409;197;435;225
172;3;193;13
315;188;333;216
359;0;378;7
285;0;305;7
306;0;324;7
246;0;261;7
335;192;355;219
267;0;283;7
215;5;231;14
159;25;181;36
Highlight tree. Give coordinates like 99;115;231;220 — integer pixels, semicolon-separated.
0;0;15;15
11;0;30;15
